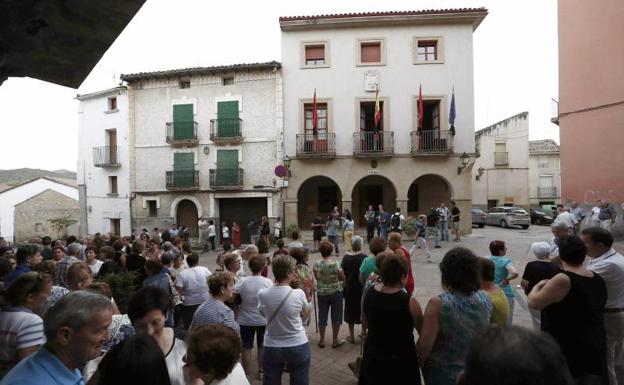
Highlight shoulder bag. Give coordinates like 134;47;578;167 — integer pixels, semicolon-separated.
267;288;294;325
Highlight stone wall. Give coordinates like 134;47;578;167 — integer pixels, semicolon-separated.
14;189;80;242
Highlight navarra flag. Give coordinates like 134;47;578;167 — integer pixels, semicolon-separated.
374;87;381;131
418;85;424;131
449;86;456;136
312;89;318;134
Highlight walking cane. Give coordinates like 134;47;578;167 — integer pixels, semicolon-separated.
313;289;319;333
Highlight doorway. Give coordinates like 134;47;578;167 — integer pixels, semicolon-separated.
176;199;199;237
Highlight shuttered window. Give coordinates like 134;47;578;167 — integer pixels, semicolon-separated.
217;101;240;137
305;45;325;65
172;104;194;139
361;42;381;63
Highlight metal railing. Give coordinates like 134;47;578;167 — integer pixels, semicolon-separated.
551;98;559;125
538;187;557;198
209;168;244;189
165;170;199;190
494;151;509;166
166;121;198;144
410;130;454;154
210;118;243;142
353;131;394;156
93;146;120;167
296;132;336;157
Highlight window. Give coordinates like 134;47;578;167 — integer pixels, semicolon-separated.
179;79;191;89
359;101;384;131
494;143;508;166
413;37;443;64
34;223;44;233
109;176;118;194
304;103;328;133
222;77;234;86
360;41;383;65
108;97;117;111
302;42;329;67
147;200;157;217
538;158;549;168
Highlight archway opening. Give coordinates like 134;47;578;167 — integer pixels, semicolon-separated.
351;175;397;227
176;199;199;237
408;174;453;217
297;176;342;229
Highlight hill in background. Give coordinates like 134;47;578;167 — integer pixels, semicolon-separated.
0;168;77;187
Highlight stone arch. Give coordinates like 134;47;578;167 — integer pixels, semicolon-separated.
297;176;342;229
350;175;398;227
407;174;454;217
170;195;203;219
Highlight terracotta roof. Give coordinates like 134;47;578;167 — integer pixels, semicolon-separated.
279;8;488;22
121;61;281;82
529;139;560;153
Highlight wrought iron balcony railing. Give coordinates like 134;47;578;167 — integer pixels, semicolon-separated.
353;131;394;156
410;130;454;154
166;121;198;145
538;186;558;198
93;146;120;167
296;132;336;158
165;170;199;190
209;118;243;143
209;168;244;190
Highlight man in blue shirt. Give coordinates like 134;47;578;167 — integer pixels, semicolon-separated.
0;291;113;385
3;245;42;287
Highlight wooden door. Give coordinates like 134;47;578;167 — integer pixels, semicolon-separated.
173;104;194;139
176;200;199;237
216;150;238;186
173;152;194;187
217;101;240;137
107;129;117;163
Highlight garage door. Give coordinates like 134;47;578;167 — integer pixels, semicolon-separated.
219;198;267;244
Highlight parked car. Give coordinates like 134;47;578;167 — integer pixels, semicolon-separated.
471;208;487;228
486;207;530;229
530;209;553;226
540;204;558;217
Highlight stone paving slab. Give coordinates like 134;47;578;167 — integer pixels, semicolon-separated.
197;225;624;384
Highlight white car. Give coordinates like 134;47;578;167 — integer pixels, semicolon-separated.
486;207;530;229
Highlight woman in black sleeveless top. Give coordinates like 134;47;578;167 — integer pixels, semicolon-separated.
359;252;423;385
528;236;607;384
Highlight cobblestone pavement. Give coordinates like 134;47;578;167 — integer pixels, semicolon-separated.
197;225;624;385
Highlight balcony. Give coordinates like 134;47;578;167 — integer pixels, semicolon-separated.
551;98;559;125
494;151;509;167
538;186;558;198
210;118;243;144
296;132;336;158
353;131;394;157
165;170;199;190
209;168;244;190
166;121;198;146
93;146;120;168
410;130;454;155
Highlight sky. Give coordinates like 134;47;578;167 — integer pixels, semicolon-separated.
0;0;559;172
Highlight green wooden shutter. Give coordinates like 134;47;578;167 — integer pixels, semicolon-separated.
217;101;240;137
173;104;194;139
216;150;238;185
173;152;194;187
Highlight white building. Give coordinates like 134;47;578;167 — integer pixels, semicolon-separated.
279;9;487;231
528;139;561;206
472;112;530;210
0;177;78;242
76;87;131;236
120;62;283;242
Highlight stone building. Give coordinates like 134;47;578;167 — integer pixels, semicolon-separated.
279;9;488;232
472;112;530;210
120;62;283;243
528;139;561;207
0;177;79;243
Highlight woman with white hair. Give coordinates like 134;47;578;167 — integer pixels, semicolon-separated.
521;241;561;330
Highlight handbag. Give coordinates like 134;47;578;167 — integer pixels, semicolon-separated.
168;274;183;309
267;288;294;325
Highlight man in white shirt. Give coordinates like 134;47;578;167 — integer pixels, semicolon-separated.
554;207;577;233
548;222;569;257
198;217;209;251
583;227;624;385
591;200;603;227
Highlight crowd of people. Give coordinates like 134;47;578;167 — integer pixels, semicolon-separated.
0;209;622;385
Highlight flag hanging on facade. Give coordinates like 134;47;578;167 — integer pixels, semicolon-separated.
312;89;318;134
418;85;424;131
374;87;381;131
449;86;456;136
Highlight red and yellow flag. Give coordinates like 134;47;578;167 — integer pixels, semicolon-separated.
374;87;381;130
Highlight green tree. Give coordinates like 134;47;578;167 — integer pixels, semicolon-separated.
47;215;78;238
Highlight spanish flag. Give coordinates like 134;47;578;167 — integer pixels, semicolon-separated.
374;87;381;131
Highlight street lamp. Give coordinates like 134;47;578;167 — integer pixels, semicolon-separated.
282;155;291;179
457;152;470;175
